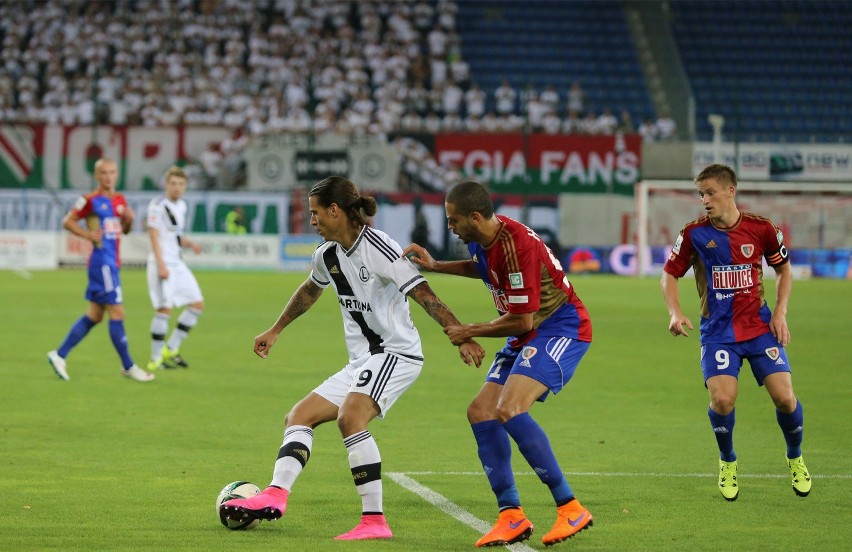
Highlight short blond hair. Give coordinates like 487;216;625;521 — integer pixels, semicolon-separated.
164;165;188;181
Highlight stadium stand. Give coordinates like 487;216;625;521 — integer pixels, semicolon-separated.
669;0;852;143
0;0;847;152
457;0;654;124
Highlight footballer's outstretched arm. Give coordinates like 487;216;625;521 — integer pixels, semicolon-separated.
254;278;323;358
408;281;485;367
403;243;480;278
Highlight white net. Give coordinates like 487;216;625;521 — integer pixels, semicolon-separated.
634;180;852;276
638;181;852;249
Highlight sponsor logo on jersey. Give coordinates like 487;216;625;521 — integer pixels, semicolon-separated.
74;196;87;210
103;217;122;239
707;240;717;248
765;347;780;360
508;295;529;304
339;297;373;312
776;230;784;245
715;292;735;300
712;264;753;290
329;265;340;274
509;272;524;289
359;266;370;282
740;244;755;257
775;357;786;365
490;269;500;284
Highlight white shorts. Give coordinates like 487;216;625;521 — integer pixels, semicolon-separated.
147;260;203;309
313;353;423;418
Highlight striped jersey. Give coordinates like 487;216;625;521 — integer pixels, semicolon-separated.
663;211;789;343
467;215;592;349
70;191;128;268
310;225;426;363
146;194;188;265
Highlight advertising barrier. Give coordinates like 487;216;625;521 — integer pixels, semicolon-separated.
693;143;852;181
0;231;58;270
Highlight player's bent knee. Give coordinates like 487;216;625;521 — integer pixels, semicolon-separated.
466;400;496;424
710;396;736;414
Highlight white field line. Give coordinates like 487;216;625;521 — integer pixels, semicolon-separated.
398;470;852;479
387;472;537;552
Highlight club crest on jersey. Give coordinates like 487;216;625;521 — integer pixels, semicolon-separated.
359;266;370;282
740;244;755;258
509;272;524;289
518;346;537;367
765;347;780;360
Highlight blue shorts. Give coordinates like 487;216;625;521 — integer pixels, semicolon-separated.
85;264;123;305
701;332;791;386
485;335;591;401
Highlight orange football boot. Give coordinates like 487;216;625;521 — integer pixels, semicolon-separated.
475;507;533;547
542;499;593;546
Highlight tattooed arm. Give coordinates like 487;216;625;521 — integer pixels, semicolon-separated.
254;278;324;358
408;281;485;367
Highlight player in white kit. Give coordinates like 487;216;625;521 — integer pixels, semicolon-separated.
221;176;485;541
145;166;204;371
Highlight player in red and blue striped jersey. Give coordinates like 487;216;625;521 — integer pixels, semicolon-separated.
662;163;811;501
405;180;594;547
47;158;153;383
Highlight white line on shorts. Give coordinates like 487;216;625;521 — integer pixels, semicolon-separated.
387;472;537;552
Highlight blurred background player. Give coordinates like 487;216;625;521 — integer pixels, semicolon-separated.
404;180;594;547
47;158;153;383
145;165;204;371
661;163;811;501
220;176;484;541
225;206;247;234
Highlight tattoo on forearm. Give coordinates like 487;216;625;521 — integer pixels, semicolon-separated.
411;283;461;327
284;284;321;319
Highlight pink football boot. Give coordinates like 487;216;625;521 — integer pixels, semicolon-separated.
221;486;289;521
334;514;393;540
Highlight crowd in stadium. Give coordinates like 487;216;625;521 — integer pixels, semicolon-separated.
0;0;677;139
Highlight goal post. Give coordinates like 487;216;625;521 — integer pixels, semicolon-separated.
635;179;852;277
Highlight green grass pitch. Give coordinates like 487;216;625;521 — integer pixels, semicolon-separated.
1;268;850;550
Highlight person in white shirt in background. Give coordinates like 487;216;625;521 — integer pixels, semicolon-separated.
145;165;204;372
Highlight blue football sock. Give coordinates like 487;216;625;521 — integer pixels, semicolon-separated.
471;420;520;509
108;320;135;370
503;413;574;505
57;315;96;358
709;407;737;462
776;400;804;459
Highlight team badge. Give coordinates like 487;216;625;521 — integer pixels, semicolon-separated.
741;244;755;257
359;266;370;282
509;272;524;289
518;346;537;368
765;347;780;360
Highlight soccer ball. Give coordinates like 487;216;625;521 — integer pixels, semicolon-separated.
216;480;261;530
